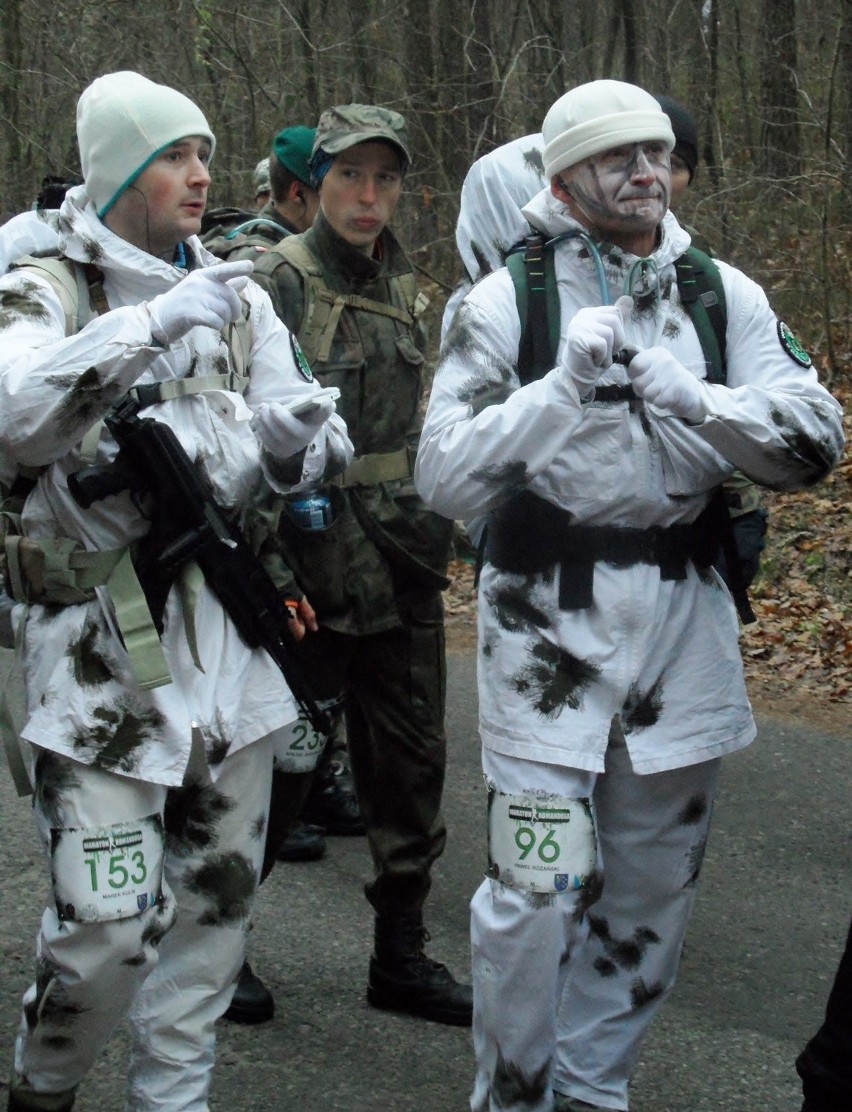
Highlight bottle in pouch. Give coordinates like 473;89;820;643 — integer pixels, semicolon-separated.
288;492;333;531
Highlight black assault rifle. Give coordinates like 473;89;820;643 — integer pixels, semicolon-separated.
68;393;332;737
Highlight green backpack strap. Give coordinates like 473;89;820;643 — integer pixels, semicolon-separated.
507;233;560;386
674;247;727;385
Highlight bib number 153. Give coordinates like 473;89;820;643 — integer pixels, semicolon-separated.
51;814;165;923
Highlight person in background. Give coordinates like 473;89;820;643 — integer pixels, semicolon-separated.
796;916;852;1112
653;94;697;210
249;104;473;1028
253;156;271;209
440;133;546;342
0;70;350;1111
415;79;844;1111
217;123;365;1029
202;127;319;261
0;174;80;271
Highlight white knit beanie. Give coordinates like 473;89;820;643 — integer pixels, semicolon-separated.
542;80;675;180
77;71;216;217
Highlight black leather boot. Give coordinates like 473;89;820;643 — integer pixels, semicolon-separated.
6;1087;76;1111
277;820;327;862
222;959;275;1024
367;913;472;1027
301;755;365;835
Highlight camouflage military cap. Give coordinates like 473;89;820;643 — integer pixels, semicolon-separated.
312;104;411;166
253;157;271;197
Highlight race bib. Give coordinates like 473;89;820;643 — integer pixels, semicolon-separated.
272;715;327;773
51;813;165;923
487;789;597;894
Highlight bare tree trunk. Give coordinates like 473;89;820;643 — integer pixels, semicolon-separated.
603;4;621;75
0;0;24;211
840;0;852;158
733;3;757;158
700;0;723;192
619;0;641;86
759;0;803;187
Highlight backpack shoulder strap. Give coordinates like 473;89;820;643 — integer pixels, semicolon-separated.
11;254;106;333
674;247;727;385
506;233;560;385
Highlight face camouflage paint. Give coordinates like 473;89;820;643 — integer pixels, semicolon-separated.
563;141;671;240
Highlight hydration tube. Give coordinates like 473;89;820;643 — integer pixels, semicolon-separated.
544;231;661;309
545;230;611;305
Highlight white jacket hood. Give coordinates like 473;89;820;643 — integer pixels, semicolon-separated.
58;183;212;300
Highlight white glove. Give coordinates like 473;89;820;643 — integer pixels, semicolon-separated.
251;394;337;459
626;347;708;423
560;295;632;399
148;260;254;345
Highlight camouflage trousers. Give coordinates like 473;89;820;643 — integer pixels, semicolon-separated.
270;608;448;918
11;732;274;1112
471;725;720;1112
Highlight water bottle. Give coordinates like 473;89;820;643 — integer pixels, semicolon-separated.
287;491;334;531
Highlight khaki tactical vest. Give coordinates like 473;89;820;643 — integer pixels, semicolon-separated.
254;233;453;633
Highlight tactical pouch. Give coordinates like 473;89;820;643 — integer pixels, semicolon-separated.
349;483;453;594
2;534;120;606
276;486;356;617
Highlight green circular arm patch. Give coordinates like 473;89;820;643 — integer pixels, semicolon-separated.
290;333;314;381
777;320;812;368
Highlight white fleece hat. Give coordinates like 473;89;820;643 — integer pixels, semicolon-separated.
542;79;675;180
77;71;215;217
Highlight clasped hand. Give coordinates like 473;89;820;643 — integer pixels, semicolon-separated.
559;295;633;399
626;347;708;423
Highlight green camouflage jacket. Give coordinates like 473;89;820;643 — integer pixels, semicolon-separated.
251;211;453;635
201;202;298;263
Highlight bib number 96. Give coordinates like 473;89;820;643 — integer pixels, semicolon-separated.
487;790;597;894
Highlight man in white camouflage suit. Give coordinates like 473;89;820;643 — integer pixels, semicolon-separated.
416;80;844;1112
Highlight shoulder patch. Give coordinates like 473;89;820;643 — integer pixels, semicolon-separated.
777;320;812;368
290;333;313;381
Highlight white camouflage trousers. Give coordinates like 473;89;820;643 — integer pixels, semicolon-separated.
470;723;720;1112
12;732;274;1112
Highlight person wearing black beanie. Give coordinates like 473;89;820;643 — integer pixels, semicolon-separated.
655;93;699;205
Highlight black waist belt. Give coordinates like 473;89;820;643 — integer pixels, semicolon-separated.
486;491;719;610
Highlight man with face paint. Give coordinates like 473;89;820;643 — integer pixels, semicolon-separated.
415;79;844;1112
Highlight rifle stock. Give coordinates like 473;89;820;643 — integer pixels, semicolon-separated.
68;393;332;736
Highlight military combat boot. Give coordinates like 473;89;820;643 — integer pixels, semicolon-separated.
367;913;473;1027
6;1084;76;1111
552;1094;615;1112
221;959;275;1024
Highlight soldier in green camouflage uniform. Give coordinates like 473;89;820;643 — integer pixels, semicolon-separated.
202;126;319;263
250;104;472;1027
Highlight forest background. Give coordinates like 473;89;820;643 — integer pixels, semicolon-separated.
1;0;850;711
